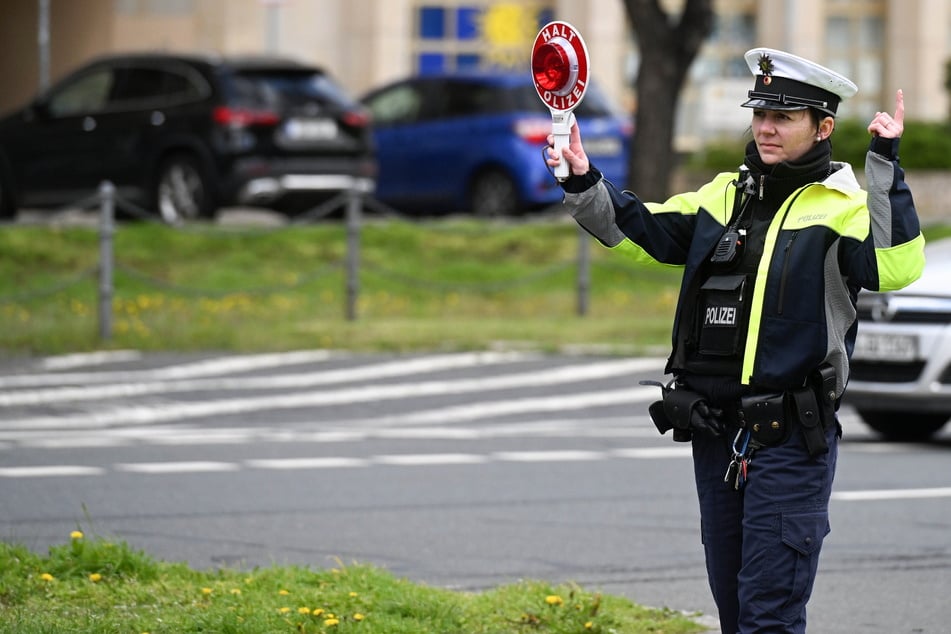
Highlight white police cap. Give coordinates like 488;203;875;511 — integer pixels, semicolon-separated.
741;47;857;116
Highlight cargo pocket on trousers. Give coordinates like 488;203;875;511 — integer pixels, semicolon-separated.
776;510;830;620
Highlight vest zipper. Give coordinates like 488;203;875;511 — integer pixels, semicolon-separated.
770;184;815;317
777;231;799;315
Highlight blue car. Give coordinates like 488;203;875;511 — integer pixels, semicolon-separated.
360;72;632;216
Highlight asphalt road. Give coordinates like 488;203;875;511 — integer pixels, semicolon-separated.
1;350;949;633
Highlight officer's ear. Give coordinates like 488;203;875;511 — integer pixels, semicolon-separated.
817;116;835;141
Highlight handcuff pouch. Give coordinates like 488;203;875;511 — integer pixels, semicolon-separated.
739;392;788;446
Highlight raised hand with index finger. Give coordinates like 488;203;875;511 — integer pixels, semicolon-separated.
868;89;904;138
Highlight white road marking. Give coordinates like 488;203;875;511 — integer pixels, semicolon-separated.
39;350;143;370
8;352;945;514
0;418;653;450
362;387;659;426
3;448;949;515
0;465;106;477
0;351;539;406
245;457;370;470
373;453;488;466
612;447;693;459
0;349;342;388
113;461;241;474
0;358;664;431
832;487;951;501
493;450;605;462
0;447;686;479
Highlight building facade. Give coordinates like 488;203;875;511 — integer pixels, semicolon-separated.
0;0;948;148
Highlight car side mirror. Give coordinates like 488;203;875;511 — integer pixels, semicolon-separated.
24;98;51;122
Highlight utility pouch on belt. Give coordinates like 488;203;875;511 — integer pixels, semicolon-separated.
790;386;828;458
739;392;788;446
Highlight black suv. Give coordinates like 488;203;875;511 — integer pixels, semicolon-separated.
0;52;375;222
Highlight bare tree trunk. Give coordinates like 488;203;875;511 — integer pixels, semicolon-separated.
622;0;713;202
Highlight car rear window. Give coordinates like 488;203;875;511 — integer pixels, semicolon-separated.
228;70;357;111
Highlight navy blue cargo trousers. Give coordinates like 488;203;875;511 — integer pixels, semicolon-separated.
692;421;839;633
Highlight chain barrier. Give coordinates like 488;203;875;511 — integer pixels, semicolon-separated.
0;266;99;304
1;181;602;340
361;260;575;292
113;261;344;298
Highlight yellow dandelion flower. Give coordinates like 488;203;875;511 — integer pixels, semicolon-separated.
585;621;594;629
353;613;365;621
349;591;358;597
324;618;340;627
70;531;84;540
545;595;564;606
201;587;213;595
279;607;291;614
297;607;311;615
278;589;290;595
230;588;241;595
40;573;54;582
88;573;102;582
312;608;324;617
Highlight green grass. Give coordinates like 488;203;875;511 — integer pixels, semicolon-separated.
0;533;706;634
0;217;683;356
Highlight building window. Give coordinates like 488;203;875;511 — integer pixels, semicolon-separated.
419;7;446;39
690;0;755;81
115;0;193;14
413;3;553;74
825;0;885;118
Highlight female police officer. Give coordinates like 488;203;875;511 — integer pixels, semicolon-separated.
546;48;925;633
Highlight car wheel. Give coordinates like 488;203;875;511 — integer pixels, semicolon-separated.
155;154;216;223
857;409;949;441
469;169;519;217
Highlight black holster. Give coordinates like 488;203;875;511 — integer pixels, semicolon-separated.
642;381;703;443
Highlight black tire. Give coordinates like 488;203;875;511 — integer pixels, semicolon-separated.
154;154;217;223
469;169;519;217
857;409;949;441
0;158;16;220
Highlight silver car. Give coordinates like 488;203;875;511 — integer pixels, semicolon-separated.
844;237;951;440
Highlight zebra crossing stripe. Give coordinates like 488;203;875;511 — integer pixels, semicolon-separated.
0;465;106;478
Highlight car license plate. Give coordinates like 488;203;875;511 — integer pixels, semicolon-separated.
853;332;918;362
283;118;338;140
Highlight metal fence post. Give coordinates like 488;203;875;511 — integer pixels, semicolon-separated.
98;181;115;340
576;223;590;316
345;185;361;321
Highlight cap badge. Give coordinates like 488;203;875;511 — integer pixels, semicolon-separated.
757;53;774;85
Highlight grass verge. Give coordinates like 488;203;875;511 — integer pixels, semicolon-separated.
0;532;706;634
0;217;682;356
